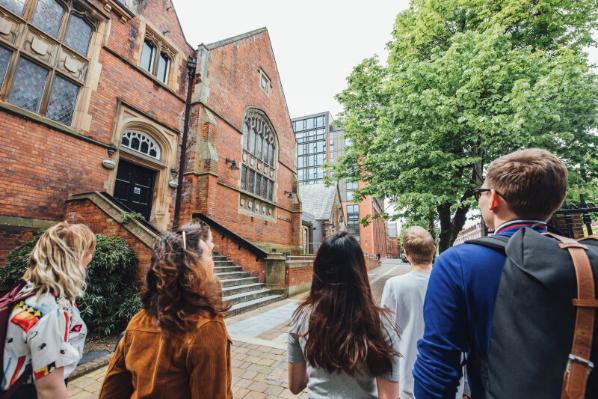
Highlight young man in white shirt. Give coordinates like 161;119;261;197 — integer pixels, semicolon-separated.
381;226;467;399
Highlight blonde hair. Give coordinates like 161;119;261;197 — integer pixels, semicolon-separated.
402;226;436;264
24;222;96;301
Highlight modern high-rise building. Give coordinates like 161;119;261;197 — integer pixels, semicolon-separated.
292;112;332;184
292;112;387;258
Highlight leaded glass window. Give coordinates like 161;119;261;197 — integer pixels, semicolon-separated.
64;14;92;56
0;0;97;126
121;131;161;160
241;110;277;206
157;52;169;83
140;40;155;73
0;46;12;89
0;0;25;16
8;58;48;112
32;0;65;38
46;75;79;125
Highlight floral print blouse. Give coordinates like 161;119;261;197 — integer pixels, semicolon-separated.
2;281;87;390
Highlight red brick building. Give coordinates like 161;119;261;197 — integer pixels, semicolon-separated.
0;0;301;287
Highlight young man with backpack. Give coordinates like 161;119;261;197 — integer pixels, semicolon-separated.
413;148;598;398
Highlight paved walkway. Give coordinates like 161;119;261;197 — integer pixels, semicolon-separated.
67;260;409;398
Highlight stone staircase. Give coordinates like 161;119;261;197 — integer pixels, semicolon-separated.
214;253;284;316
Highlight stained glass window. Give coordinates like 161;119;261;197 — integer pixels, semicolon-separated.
32;0;65;38
140;40;155;73
121;131;161;159
64;15;92;56
0;0;25;16
0;46;11;89
157;52;169;83
8;58;48;112
46;75;79;125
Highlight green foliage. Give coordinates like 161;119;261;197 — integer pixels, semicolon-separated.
1;234;141;336
335;0;598;251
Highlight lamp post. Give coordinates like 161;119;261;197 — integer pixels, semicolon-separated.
173;56;197;229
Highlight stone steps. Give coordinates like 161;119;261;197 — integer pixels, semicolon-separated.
226;294;284;317
212;252;284;316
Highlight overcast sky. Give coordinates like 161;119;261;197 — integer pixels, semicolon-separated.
173;0;598;120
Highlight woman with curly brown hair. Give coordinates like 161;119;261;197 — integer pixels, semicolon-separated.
99;221;232;399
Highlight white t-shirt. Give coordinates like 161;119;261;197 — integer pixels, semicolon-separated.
382;269;465;399
2;281;87;390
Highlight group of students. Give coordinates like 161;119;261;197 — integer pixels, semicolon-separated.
1;147;596;399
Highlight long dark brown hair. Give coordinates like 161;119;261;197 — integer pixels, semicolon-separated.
142;221;230;332
292;232;398;376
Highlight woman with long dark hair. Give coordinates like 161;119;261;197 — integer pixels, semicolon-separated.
288;232;401;398
99;221;232;399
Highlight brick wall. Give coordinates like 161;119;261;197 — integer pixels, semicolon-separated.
0;225;37;267
211;231;266;282
184;29;301;258
64;199;153;282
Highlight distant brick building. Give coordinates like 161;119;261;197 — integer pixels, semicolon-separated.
0;0;301;285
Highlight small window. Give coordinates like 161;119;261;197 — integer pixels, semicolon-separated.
0;45;12;89
157;52;170;83
259;69;270;94
0;0;25;16
8;58;49;113
64;15;93;56
32;0;65;38
140;40;155;73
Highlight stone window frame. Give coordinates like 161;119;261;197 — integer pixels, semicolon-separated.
140;26;175;86
109;102;179;231
121;130;161;160
258;67;270;95
0;0;99;126
239;108;278;219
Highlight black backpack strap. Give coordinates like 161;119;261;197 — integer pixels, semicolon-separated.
465;236;509;253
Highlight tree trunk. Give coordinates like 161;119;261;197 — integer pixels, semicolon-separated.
437;204;452;253
437;203;470;253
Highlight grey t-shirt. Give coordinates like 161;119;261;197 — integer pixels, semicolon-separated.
288;310;401;399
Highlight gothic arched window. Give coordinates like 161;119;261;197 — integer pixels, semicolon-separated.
240;109;277;216
121;131;161;160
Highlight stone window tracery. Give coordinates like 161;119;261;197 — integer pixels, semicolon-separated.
140;28;174;85
121;130;161;160
240;109;277;217
0;0;97;126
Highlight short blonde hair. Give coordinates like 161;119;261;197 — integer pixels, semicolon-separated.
402;226;436;264
486;148;568;220
24;222;96;301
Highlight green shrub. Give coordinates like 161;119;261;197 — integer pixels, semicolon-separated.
1;233;142;336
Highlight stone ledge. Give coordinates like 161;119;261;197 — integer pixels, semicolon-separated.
70;354;111;381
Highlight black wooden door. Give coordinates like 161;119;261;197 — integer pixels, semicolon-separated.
113;160;156;220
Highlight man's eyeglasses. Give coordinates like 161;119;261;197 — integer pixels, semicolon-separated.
474;187;506;201
473;188;491;201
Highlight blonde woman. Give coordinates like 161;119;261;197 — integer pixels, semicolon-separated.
2;222;96;399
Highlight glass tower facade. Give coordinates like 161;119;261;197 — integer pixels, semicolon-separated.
292;112;330;184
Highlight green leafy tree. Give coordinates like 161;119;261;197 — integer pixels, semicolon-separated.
335;0;598;251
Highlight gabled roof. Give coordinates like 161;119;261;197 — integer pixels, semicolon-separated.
299;184;340;221
205;27;268;50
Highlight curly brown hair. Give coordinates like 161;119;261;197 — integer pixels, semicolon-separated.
142;220;230;332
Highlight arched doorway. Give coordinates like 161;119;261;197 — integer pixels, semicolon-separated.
114;131;162;220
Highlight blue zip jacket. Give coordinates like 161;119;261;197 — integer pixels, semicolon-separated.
413;222;547;398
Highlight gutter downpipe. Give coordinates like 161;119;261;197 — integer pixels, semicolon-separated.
173;56;197;229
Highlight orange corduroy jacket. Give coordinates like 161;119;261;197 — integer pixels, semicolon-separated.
99;310;232;399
